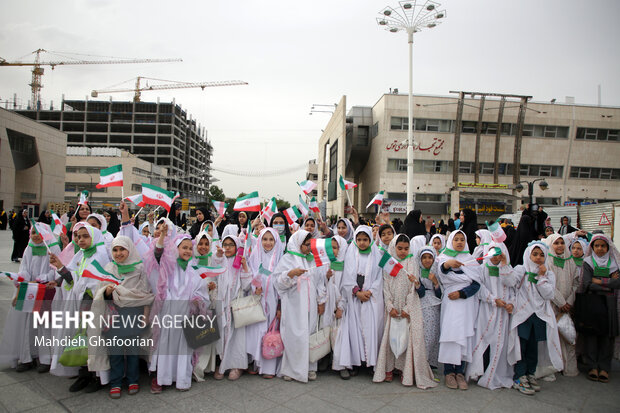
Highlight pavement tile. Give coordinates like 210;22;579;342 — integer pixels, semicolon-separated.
172;390;240;413
282;393;351;413
0;380;55;413
206;383;278;413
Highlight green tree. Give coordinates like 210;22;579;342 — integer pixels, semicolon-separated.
275;198;290;210
208;185;226;202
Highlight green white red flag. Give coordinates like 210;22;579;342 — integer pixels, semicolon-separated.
2;271;25;283
282;206;302;225
78;190;89;206
309;197;320;213
212;200;228;217
15;282;47;312
31;219;54;243
234;191;261;212
378;250;404;277
310;238;337;267
366;191;385;210
297;195;310;217
260;197;278;223
96;164;123;188
193;265;226;279
82;260;122;285
297;180;317;195
141;183;176;212
125;194;146;208
50;210;66;236
339;175;357;190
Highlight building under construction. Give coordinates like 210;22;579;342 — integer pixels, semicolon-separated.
14;98;212;203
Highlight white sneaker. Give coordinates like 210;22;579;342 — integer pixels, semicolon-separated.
283;375;293;381
526;374;541;391
308;371;317;381
541;373;556;382
513;376;535;396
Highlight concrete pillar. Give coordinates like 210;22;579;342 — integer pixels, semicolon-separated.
450;190;460;217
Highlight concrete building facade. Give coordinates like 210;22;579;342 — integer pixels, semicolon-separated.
65;147;168;210
0;108;66;217
15;98;212;203
317;93;620;221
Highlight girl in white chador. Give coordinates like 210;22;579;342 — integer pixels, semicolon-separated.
466;241;515;389
373;234;437;389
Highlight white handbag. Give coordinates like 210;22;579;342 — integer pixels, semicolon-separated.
309;316;331;363
231;294;266;328
389;317;409;359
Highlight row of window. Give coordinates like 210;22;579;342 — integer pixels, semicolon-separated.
575;127;619;141
386;159;565;178
569;167;620;180
64;183;107;193
389;117;571;139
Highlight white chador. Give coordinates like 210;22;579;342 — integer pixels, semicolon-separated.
273;230;323;382
436;230;482;366
50;223;111;379
337;226;384;369
213;235;253;373
246;228;285;376
466;241;515;389
505;243;563;373
87;213;114;259
0;231;61;368
148;235;208;390
415;246;443;368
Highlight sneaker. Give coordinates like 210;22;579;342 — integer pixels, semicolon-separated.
339;370;351;380
69;376;91;393
431;368;440;383
109;387;121;399
37;364;50;373
513;377;535;395
228;368;242;381
541;373;556;382
15;362;33;373
308;371;317;381
150;378;162;394
128;384;139;395
526;374;541;391
84;377;103;393
455;373;468;390
283;375;293;381
445;373;458;389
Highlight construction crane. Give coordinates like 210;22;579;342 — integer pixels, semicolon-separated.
0;49;182;108
91;76;249;102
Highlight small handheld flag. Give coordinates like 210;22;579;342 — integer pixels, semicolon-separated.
96;164;123;188
297;195;310;217
141;184;176;212
309;197;320;213
31;219;54;243
486;219;506;243
282;206;302;225
15;282;47;312
50;211;67;236
2;271;25;283
125;194;146;208
261;197;278;224
366;191;385;210
78;190;89;206
297;180;317;195
82;260;122;285
212;200;228;217
310;238;337;267
234;191;261;212
193;265;226;279
378;251;404;277
338;175;357;190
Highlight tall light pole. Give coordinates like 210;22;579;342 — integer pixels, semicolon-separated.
376;1;446;213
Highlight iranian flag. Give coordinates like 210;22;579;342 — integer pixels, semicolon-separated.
297;180;317;195
2;271;25;283
15;282;47;312
82;260;122;285
339;175;357;190
282;206;302;225
212;200;228;217
261;197;278;223
366;191;385;210
309;197;320;213
78;190;89;206
31;219;54;242
142;183;176;212
125;194;146;208
194;265;226;279
297;195;310;217
310;238;337;267
50;210;66;236
378;251;404;277
486;219;507;243
96;164;123;188
234;191;261;212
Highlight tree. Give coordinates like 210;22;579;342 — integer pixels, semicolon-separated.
275;198;290;210
208;185;226;202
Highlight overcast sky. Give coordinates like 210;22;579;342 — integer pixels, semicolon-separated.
1;0;618;204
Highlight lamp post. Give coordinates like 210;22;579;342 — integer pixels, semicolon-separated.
515;179;549;205
377;1;446;213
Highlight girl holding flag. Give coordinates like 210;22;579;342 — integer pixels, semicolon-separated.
0;223;61;373
337;226;384;376
48;223;111;392
146;227;209;393
246;227;285;378
373;234;437;389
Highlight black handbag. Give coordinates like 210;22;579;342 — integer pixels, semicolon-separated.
572;290;608;336
183;313;220;349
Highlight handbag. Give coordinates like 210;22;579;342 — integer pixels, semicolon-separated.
309;316;331;363
231;293;266;328
556;313;576;345
59;328;88;367
572;290;608;336
183;313;220;349
262;317;284;360
389;317;409;359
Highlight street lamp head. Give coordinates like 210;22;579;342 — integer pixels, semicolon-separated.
426;4;435;10
390;27;399;33
404;3;413;9
435;12;445;18
383;9;392;16
427;23;436;28
379;20;388;25
515;183;524;192
539;180;549;191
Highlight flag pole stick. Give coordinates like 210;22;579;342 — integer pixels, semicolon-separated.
345;189;353;209
31;220;52;254
121;185;124;200
132;206;144;219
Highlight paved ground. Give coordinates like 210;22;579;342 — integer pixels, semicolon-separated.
0;229;618;413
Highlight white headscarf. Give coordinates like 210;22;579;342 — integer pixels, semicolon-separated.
273;230;311;274
410;235;427;257
522;241;550;276
155;217;177;241
193;229;213;258
484;241;510;267
249;227;285;273
437;229;481;283
429;233;446;252
568;237;588;259
302;217;320;239
335;218;354;242
331;234;349;263
87;213;108;232
585;234;620;274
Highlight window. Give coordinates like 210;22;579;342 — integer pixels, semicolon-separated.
371;122;379;139
416;193;445;202
459;162;474;174
520;164;563;177
357;126;369;146
536;197;561;206
461;121;477;134
387;192;407;201
329;141;338;183
479;163;495;175
521;124;568;138
570;166;620;180
387;158;407;172
576;127;620;141
390;117;408;130
131;184;142;192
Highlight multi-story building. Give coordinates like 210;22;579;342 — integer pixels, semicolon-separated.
305;159;319;198
317;94;620;221
14;98;212;203
0;108;66;217
65;147;168;209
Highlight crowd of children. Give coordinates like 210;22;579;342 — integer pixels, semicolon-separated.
1;201;618;400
